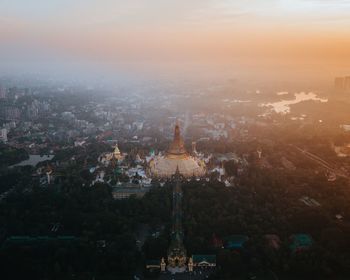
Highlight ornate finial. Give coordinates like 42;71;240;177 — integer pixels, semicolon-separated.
174;120;180;140
167;121;187;156
175;165;180;176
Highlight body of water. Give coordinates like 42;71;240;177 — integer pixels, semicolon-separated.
262;92;328;114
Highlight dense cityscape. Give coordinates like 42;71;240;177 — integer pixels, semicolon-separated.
1;75;350;279
2;0;350;279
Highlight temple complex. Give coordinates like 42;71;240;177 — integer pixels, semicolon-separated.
98;143;125;168
149;122;205;178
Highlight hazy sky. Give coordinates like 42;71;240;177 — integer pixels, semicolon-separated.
1;0;350;77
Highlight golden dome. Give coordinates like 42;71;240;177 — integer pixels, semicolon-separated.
149;122;206;178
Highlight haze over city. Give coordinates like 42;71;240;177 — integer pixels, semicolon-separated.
1;0;350;82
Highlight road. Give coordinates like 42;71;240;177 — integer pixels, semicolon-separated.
293;145;349;179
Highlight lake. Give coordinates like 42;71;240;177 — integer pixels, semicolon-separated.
261;92;328;114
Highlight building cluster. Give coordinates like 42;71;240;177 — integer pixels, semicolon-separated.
1;81;253;199
1;76;347;279
335;76;350;92
333;76;350;103
0;80;263;158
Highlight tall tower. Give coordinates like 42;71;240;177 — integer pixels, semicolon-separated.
167;166;187;273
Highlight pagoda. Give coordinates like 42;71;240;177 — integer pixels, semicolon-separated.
149;121;205;178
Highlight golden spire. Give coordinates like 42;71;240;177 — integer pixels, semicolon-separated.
167;121;187;156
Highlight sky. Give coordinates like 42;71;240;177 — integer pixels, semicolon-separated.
1;0;350;79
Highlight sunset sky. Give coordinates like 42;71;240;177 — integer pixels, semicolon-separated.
1;0;350;75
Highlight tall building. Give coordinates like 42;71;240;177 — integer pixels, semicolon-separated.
0;86;6;99
0;106;21;121
149;122;205;178
334;76;350;92
333;76;350;103
345;76;350;90
335;77;345;91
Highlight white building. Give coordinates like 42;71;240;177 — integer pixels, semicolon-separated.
0;128;8;143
